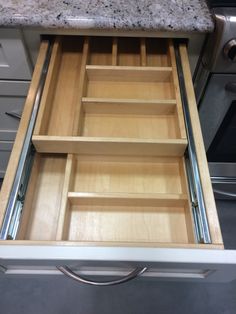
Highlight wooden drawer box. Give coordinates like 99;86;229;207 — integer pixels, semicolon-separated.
0;36;232;283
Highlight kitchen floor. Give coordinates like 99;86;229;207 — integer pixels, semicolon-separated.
0;187;235;313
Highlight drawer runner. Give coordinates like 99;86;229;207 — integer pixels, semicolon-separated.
0;39;211;244
174;42;211;244
0;40;53;240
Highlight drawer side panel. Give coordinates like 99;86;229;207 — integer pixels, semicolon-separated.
0;41;49;228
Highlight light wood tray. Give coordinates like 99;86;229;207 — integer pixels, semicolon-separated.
0;36;222;248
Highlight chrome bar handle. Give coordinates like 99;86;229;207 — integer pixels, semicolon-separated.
5;111;22;119
57;266;147;286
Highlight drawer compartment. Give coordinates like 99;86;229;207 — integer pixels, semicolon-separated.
80;99;180;139
18;153;193;245
66;198;190;243
72;155;186;194
32;37;187;156
87;37;171;67
85;66;174;99
18;154;67;241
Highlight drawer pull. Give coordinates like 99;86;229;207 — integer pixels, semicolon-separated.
0;265;7;274
57;266;147;286
5;111;22;120
225;82;236;93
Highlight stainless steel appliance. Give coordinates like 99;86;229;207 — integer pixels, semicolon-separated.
195;6;236;199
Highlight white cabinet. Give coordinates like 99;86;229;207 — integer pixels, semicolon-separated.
0;29;31;178
0;29;31;80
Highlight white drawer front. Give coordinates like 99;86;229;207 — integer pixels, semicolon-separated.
0;29;31;80
0;81;30;141
0;141;13;178
1;246;236;283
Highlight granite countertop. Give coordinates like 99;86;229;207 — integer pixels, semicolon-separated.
0;0;214;33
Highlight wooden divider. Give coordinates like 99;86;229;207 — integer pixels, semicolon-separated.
81;98;177;115
168;40;187;140
72;37;90;135
33;136;187;156
140;38;147;66
112;37;118;66
56;154;76;240
34;37;62;135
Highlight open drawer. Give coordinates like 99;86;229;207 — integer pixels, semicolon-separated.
1;36;234;284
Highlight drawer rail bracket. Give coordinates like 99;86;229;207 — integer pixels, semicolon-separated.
0;40;53;240
174;41;211;244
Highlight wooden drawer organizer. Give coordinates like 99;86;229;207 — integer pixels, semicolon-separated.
0;36;223;249
33;37;187;156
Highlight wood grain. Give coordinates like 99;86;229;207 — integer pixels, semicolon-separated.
168;39;187;139
56;154;76;240
33;37;62;135
89;37;112;65
72;155;186;195
23;154;66;241
68;192;188;207
140;38;147;66
1;37;223;249
146;38;171;67
67;203;190;243
32;136;187;156
86;65;172;82
117;37;141;66
179;44;223;246
0;41;49;228
112;37;118;66
82;98;177;115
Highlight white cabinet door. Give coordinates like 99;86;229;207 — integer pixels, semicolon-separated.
0;29;31;80
0;81;30;141
1;246;236;283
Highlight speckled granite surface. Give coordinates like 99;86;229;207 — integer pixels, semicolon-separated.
0;0;214;32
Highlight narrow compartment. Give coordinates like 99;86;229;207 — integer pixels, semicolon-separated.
72;155;187;194
34;36;85;137
88;37;112;65
146;38;171;66
117;37;141;66
80;101;181;139
85;66;175;99
17;153;67;240
66;199;190;243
